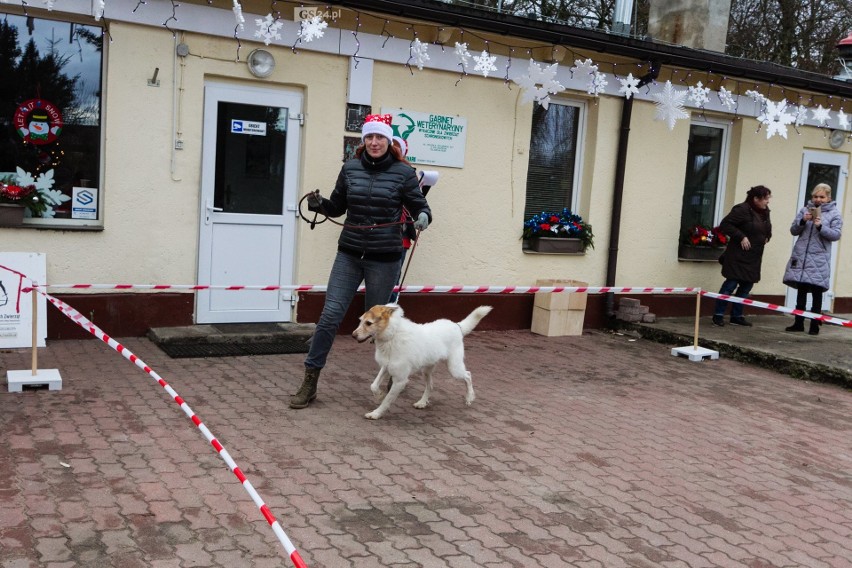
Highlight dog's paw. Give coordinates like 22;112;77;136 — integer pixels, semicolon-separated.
413;400;429;409
465;393;475;405
364;410;382;420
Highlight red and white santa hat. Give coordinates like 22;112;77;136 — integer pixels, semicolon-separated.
392;136;408;157
362;114;393;142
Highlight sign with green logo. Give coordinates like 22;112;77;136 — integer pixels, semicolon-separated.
383;109;467;168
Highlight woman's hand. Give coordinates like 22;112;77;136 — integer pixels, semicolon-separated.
307;190;323;208
740;236;751;250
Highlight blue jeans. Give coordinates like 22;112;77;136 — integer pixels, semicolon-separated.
714;279;754;319
305;251;401;369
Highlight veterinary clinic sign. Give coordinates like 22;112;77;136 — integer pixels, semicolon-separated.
383;108;467;168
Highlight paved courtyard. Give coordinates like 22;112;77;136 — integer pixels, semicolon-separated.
2;328;851;567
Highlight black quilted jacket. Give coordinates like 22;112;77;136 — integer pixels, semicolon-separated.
310;151;431;256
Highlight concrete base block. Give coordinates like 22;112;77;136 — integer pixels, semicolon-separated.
7;369;62;392
671;346;719;362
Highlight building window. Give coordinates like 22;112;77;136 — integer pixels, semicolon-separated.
0;15;103;227
523;100;584;220
679;120;730;237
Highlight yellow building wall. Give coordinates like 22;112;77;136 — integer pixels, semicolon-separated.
2;18;850;314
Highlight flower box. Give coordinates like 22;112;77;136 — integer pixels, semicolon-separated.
528;237;584;254
522;209;594;253
678;244;724;262
0;204;25;227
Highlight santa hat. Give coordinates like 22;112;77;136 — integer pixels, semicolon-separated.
362;114;393;142
392;136;408;157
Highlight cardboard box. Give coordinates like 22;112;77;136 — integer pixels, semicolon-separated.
533;279;588;311
531;279;588;336
531;306;585;336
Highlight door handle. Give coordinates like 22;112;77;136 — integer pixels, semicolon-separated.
205;199;223;225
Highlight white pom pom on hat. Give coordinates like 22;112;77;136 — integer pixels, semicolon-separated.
362;113;393;142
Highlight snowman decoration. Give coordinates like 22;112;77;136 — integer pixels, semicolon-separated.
14;99;63;145
26;110;51;142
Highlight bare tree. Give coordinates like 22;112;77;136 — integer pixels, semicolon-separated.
443;0;851;76
727;0;852;74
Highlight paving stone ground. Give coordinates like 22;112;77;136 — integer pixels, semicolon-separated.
2;329;852;567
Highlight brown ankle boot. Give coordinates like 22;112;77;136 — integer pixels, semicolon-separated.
290;367;321;409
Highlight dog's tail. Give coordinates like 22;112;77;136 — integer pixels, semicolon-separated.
458;306;493;335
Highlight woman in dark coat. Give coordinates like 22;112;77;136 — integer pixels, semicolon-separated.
712;185;773;327
782;183;843;335
290;114;432;409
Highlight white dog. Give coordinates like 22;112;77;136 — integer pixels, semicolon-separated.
352;304;493;420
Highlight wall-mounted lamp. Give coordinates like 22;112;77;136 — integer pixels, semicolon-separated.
247;49;275;78
148;67;160;87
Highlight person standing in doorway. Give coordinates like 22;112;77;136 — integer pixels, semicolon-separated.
290;114;431;409
712;185;773;327
782;183;843;335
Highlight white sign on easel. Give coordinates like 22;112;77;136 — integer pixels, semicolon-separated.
0;252;47;348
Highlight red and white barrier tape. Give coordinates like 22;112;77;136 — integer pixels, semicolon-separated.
701;291;852;327
24;287;309;568
36;283;702;295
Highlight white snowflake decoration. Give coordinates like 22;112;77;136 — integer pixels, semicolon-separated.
409;38;430;70
94;0;105;21
811;105;831;127
618;73;640;100
651;81;690;130
14;167;69;218
513;59;565;109
454;42;471;69
570;58;598;79
717;87;736;110
473;50;497;78
838;110;850;130
43;0;55;10
254;14;283;46
232;0;245;30
757;99;796;139
687;81;711;107
298;15;328;43
794;105;809;128
587;71;607;97
745;89;766;106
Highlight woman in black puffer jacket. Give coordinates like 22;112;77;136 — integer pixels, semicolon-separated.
290;114;431;409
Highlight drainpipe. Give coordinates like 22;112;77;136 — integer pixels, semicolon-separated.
605;62;660;320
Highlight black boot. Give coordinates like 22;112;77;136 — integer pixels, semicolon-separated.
290;367;321;409
808;320;821;336
785;316;805;332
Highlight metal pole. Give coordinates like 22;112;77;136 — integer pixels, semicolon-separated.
693;290;701;350
31;284;37;375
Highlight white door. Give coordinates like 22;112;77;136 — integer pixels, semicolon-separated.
785;150;848;312
197;82;302;323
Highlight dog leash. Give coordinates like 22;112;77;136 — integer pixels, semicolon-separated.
396;227;422;296
298;192;409;231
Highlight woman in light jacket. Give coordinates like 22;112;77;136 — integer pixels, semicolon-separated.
782;183;843;335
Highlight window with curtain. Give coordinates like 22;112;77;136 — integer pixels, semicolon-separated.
679;121;729;238
523;101;582;221
0;14;103;226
